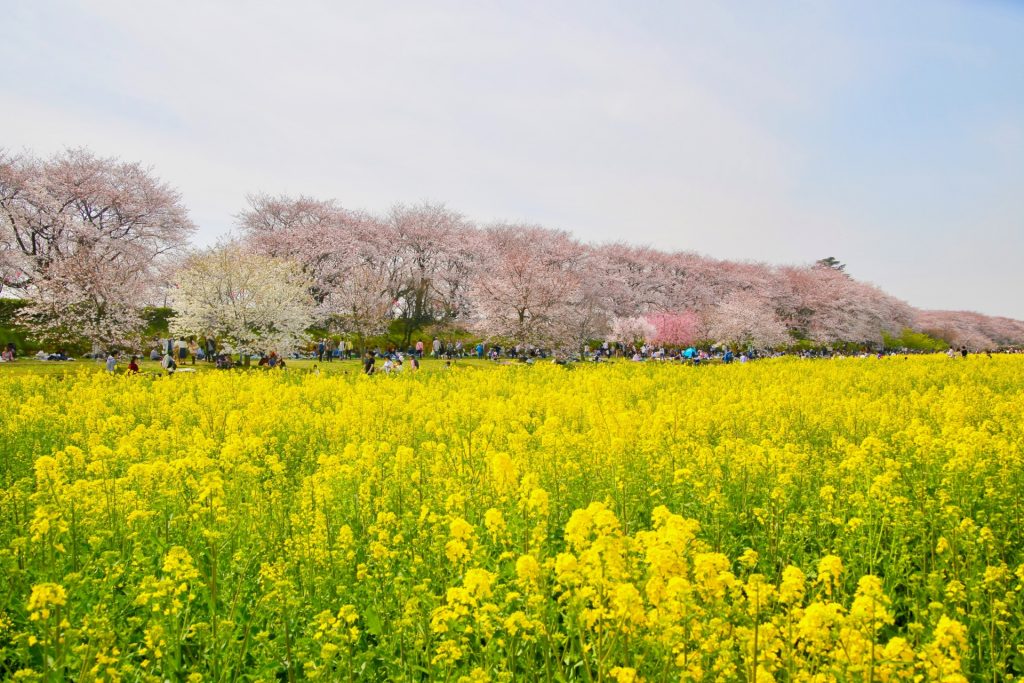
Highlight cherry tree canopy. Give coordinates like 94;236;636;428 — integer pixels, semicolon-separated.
708;290;791;348
0;148;193;348
234;190;1024;350
3;148;1003;353
467;224;599;348
646;311;702;347
170;245;314;356
913;310;1024;351
610;316;657;345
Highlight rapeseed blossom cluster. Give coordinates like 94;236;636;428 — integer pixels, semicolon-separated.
0;356;1022;680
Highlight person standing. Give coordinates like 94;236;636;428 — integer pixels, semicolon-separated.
105;353;116;373
317;339;326;363
416;339;424;358
188;339;199;365
205;337;216;362
432;337;441;358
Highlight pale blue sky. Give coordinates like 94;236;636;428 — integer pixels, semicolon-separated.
3;1;1022;317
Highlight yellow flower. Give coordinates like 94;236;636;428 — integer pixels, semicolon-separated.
817;554;843;595
162;546;199;582
463;568;496;599
516;554;541;584
609;666;638;683
449;517;475;541
27;583;67;621
483;508;506;538
778;565;806;604
445;539;470;564
457;667;491;683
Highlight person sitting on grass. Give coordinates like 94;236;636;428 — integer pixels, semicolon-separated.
162;352;177;374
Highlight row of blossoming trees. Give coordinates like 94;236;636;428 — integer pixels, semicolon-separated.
3;148;1024;354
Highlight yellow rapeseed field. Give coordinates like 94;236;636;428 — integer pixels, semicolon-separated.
2;356;1023;682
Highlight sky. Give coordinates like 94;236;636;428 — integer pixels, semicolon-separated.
3;1;1023;318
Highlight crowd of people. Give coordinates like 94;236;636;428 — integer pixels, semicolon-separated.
3;332;1021;377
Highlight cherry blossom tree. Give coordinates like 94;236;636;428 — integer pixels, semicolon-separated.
317;257;395;350
468;224;600;348
913;309;1024;350
593;244;676;316
557;271;616;353
646;311;702;347
387;202;474;343
610;316;656;345
230;190;1024;353
238;194;396;347
707;290;790;348
238;193;352;303
0;148;194;349
170;244;314;362
777;265;912;346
